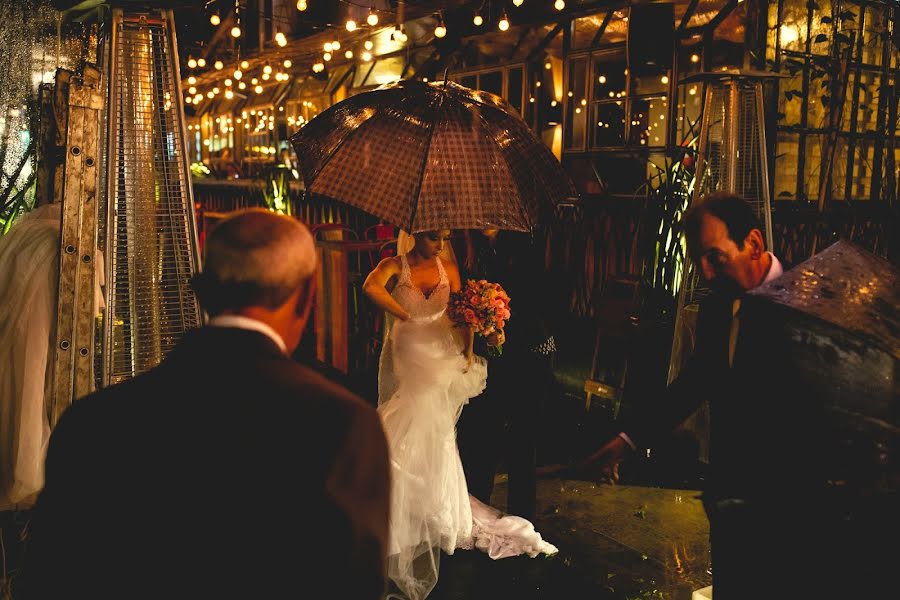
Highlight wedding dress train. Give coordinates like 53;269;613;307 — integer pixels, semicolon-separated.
377;255;557;600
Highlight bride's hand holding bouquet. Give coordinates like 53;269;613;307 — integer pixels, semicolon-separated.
447;279;511;358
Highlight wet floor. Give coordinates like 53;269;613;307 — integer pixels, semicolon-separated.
430;476;711;600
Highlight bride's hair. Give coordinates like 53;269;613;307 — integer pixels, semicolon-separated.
397;230;458;265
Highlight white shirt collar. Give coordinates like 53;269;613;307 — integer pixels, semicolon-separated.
763;251;783;285
206;315;287;354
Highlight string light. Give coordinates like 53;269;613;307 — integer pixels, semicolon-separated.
434;14;446;38
197;58;207;67
364;40;374;51
367;8;378;26
296;0;307;10
312;61;325;73
691;54;700;63
275;32;287;46
554;0;565;10
513;0;524;6
255;84;263;93
283;59;292;68
345;49;353;59
188;86;197;94
498;12;510;31
263;64;273;74
210;13;220;26
661;75;669;84
361;50;372;62
240;60;249;69
231;26;241;38
224;78;232;86
332;40;341;50
238;81;246;90
473;13;483;26
187;76;196;85
187;58;197;69
323;51;332;61
346;19;357;32
233;69;243;80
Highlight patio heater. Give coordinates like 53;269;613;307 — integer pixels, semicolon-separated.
666;72;775;459
50;4;200;424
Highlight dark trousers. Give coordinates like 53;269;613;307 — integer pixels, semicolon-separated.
456;349;553;521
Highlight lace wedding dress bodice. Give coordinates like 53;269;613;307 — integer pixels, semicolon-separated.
377;255;557;600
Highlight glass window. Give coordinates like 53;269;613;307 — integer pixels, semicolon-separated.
507;67;524;113
460;74;477;90
592;102;625;147
365;56;405;87
479;71;503;97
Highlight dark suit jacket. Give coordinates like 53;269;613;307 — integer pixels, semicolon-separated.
15;326;390;600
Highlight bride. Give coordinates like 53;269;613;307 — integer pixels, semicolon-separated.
362;229;557;600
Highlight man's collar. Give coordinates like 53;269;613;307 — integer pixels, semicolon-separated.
762;252;783;285
206;315;287;354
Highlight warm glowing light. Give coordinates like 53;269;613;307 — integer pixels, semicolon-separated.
661;75;669;84
435;24;446;38
231;26;241;38
346;19;357;32
362;50;372;62
323;52;332;61
513;0;524;5
345;49;353;59
210;13;220;26
240;60;249;69
263;64;273;74
255;85;263;93
283;59;292;68
550;100;557;107
598;75;606;84
332;41;341;50
367;10;378;26
689;87;697;95
197;58;206;67
224;89;234;99
691;54;700;63
275;32;287;46
324;42;333;52
473;13;483;26
224;78;232;86
312;61;324;73
206;91;214;98
297;0;307;10
214;60;224;70
238;81;246;90
554;0;565;10
188;86;197;94
544;61;552;70
184;96;192;104
251;77;258;85
262;73;270;80
187;58;197;69
212;87;220;94
780;24;799;45
498;15;510;31
233;70;242;80
187;76;197;85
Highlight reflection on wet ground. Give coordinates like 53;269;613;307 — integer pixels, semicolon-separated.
432;478;711;600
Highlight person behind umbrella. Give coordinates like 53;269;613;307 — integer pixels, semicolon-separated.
15;208;391;600
363;229;558;600
454;228;557;522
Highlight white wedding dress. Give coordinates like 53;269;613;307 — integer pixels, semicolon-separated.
377;255;557;600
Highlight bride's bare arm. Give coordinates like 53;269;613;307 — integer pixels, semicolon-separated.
363;257;411;321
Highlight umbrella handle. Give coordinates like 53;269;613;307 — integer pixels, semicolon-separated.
442;66;449;86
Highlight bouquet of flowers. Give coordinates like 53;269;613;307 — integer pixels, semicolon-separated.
447;279;511;356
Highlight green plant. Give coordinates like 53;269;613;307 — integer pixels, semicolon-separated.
262;167;292;215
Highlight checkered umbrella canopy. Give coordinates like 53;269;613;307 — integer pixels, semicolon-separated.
290;79;576;233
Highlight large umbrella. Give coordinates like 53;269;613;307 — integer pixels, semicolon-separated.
289;79;576;233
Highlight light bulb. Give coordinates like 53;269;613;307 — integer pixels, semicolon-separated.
262;72;270;80
231;26;241;38
367;11;378;26
364;40;374;50
212;87;220;94
187;76;196;85
323;52;332;61
251;77;258;85
296;0;307;10
498;15;510;31
435;24;446;38
473;14;483;26
332;40;340;50
233;69;242;80
345;49;353;59
224;78;232;86
210;14;220;26
362;50;372;62
691;54;700;63
263;64;273;74
255;85;263;94
238;81;246;90
185;96;192;104
225;89;234;99
275;32;287;46
661;75;669;84
324;42;333;52
283;59;292;68
346;19;357;32
240;60;249;69
188;86;197;94
197;58;207;67
214;60;224;70
207;91;214;98
554;0;565;10
187;58;197;69
513;0;524;6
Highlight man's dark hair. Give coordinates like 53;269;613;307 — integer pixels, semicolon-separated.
683;191;764;260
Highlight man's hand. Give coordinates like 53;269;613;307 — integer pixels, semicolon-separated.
583;435;632;485
486;329;506;347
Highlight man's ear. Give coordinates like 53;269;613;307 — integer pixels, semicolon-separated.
745;228;765;260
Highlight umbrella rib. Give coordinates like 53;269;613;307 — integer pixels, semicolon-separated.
407;100;440;233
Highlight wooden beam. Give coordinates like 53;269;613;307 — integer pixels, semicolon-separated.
526;21;566;63
676;0;701;35
684;0;739;37
591;11;614;47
